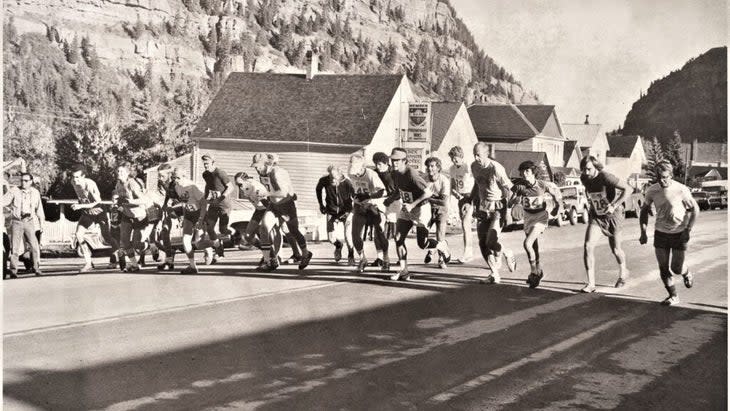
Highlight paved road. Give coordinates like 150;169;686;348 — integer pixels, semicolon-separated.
3;210;727;410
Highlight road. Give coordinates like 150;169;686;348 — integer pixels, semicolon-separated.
3;210;727;410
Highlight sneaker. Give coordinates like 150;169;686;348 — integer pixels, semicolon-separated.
79;263;94;273
614;277;627;288
334;246;343;263
370;258;384;267
683;272;694;288
580;284;596;293
6;271;18;279
438;253;447;269
389;267;409;281
357;257;368;274
503;249;517;272
204;251;216;265
298;251;313;270
124;264;140;273
285;255;301;265
348;256;357;266
256;259;269;271
118;256;127;271
480;274;500;284
157;262;175;271
107;261;118;269
181;265;198;274
33;269;43;276
528;270;544;289
381;261;391;272
424;250;432;264
661;295;680;306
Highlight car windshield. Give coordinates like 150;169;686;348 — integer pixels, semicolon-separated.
692;192;708;198
561;187;577;198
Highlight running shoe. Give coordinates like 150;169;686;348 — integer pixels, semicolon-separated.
480;274;500;284
124;264;140;273
389;267;409;281
298;250;313;270
181;265;198;274
6;271;18;279
381;261;391;272
157;261;175;271
614;277;627;288
357;257;368;274
528;270;544;289
33;269;43;276
580;284;596;293
79;263;94;273
370;258;384;267
424;250;432;264
334;245;343;263
683;272;694;288
285;255;302;265
661;295;680;306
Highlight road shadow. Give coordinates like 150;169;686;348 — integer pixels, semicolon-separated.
4;282;727;410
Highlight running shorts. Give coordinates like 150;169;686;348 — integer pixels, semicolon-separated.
654;230;688;251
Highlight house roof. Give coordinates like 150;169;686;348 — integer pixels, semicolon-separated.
607;135;641;158
553;166;581;177
515;105;555;132
191;73;405;146
430;102;463;151
688;165;728;179
563;140;580;164
493;150;553;180
562;123;604;148
467;104;538;139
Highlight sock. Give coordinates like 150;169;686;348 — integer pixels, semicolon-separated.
529;260;537;274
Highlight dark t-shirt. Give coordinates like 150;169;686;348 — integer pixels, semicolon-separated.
392;167;428;204
580;170;622;217
511;179;548;213
203;167;231;208
376;169;397;195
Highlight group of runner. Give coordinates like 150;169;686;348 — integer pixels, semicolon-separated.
4;143;699;305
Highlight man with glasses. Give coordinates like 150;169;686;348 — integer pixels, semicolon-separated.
69;164;112;273
640;160;699;306
579;155;632;293
3;172;44;277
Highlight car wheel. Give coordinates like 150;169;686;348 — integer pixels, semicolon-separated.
569;208;578;225
578;207;589;223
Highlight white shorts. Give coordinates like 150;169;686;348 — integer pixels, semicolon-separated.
523;209;549;233
386;199;401;223
397;201;431;228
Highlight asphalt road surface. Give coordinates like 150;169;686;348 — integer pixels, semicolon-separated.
4;210;727;410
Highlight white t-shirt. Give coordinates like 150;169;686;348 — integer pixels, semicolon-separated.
449;163;474;195
645;181;696;234
349;168;385;206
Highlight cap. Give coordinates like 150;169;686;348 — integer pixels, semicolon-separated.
251;153;267;167
390;148;407;160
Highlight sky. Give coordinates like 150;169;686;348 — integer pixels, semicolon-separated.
449;0;727;130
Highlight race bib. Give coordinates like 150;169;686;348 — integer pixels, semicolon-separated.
522;196;543;210
354;180;370;194
400;190;414;204
259;176;272;192
454;177;465;191
185;203;198;212
479;198;497;212
589;192;610;216
207;190;221;201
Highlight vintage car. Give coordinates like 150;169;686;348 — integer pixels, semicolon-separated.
558;185;589;225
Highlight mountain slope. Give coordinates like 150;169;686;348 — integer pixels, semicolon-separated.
622;46;727;143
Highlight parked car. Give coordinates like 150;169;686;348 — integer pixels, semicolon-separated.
504;181;562;231
691;191;711;211
622;190;645;218
558;185;589;225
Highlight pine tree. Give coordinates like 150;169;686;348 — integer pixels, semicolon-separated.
665;130;687;182
643;136;665;183
64;35;80;64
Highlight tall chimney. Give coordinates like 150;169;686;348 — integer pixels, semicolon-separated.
306;48;319;80
584;114;590;125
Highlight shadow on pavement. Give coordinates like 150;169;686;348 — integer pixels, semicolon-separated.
4;281;727;410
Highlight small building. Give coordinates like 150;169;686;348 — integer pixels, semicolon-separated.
563;140;583;169
682;139;728;184
467;104;566;168
562;115;609;165
429;101;479;170
493;150;553;181
605;135;648;189
552;166;581;186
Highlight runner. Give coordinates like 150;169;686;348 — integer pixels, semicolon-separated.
234;172;282;271
3;172;44;277
69;164;113;273
639;160;699;305
424;156;452;269
252;153;313;270
107;194;126;270
158;167;207;274
113;162;153;273
509;161;561;288
372;152;399;267
448;146;475;264
198;154;233;264
348;153;390;273
388;148;450;281
579;155;632;292
154;164;177;271
470;142;516;284
316;165;356;266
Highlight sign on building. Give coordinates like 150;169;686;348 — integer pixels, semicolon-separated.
407;102;431;143
405;147;424;171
